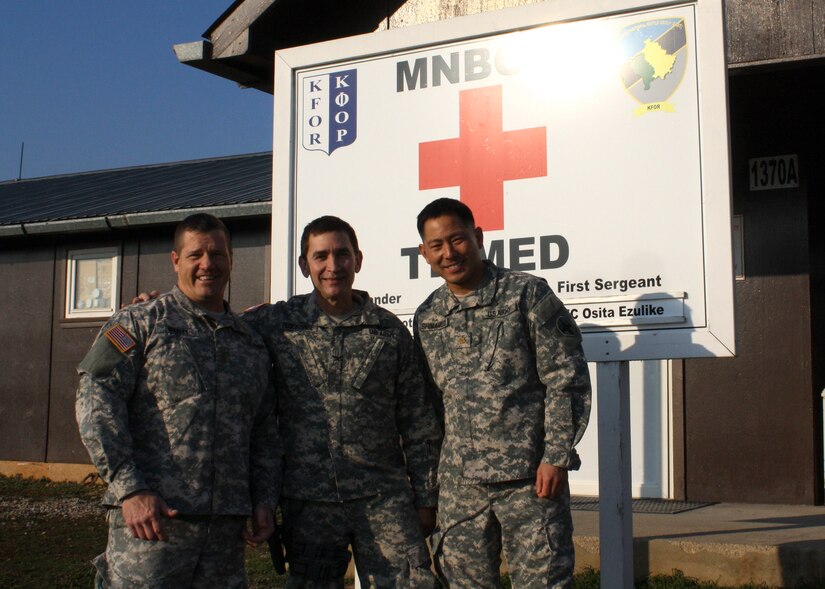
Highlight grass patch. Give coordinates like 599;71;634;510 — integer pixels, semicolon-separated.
637;569;773;589
0;473;103;501
0;474;802;589
245;545;287;588
0;515;104;588
0;474;106;588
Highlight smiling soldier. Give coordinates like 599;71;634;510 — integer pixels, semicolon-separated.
76;213;282;588
413;198;591;589
242;215;442;588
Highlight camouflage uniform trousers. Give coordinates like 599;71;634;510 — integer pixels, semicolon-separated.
281;491;438;589
93;509;247;588
433;479;574;589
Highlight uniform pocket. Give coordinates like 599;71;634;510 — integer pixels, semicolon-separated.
343;437;403;467
351;338;385;390
483;321;503;371
105;509;196;586
146;334;205;408
283;331;325;388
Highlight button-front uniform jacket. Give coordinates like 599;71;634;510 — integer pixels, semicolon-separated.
76;287;282;514
243;291;442;507
414;262;591;484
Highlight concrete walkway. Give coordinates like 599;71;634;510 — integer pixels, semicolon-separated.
571;502;825;587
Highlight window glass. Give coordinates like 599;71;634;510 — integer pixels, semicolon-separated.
66;248;119;319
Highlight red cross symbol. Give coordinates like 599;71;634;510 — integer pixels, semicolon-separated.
418;85;547;231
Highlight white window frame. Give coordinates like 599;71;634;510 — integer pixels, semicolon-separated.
65;247;120;319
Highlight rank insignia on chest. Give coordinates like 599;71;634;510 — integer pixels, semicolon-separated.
104;324;137;354
455;332;472;348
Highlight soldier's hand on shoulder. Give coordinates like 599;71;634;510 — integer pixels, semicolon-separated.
121;491;178;542
123;290;160;307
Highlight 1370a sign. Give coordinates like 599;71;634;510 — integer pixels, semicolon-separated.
749;154;799;191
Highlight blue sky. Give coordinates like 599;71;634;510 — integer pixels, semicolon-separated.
0;2;272;181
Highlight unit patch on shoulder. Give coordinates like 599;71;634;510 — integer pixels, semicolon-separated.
555;314;580;338
104;324;137;354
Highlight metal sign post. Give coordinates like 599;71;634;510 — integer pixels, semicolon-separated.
597;361;634;588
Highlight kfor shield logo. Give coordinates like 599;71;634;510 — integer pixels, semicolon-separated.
302;69;357;154
620;18;687;116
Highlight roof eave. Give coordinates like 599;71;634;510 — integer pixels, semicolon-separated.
174;0;408;95
173;40;272;92
0;202;272;239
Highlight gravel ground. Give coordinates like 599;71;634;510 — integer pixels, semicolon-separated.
0;496;105;521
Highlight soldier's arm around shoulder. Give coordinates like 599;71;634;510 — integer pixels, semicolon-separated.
75;309;148;501
393;316;442;508
526;279;592;470
239;301;282;338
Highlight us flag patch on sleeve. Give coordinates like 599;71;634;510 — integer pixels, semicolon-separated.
104;324;136;354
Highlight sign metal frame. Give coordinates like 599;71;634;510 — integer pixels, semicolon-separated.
272;0;734;362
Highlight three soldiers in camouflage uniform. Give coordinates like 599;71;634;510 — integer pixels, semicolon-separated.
76;214;282;588
242;216;442;588
413;198;592;589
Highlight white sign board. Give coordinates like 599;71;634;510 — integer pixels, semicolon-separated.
273;0;735;361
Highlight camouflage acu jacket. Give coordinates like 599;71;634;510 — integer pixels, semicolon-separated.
414;262;591;484
76;286;282;514
243;291;442;507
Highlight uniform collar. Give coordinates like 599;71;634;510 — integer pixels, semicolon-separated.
171;285;247;333
303;289;384;327
430;261;499;316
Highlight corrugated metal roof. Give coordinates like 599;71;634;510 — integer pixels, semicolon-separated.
0;152;272;226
